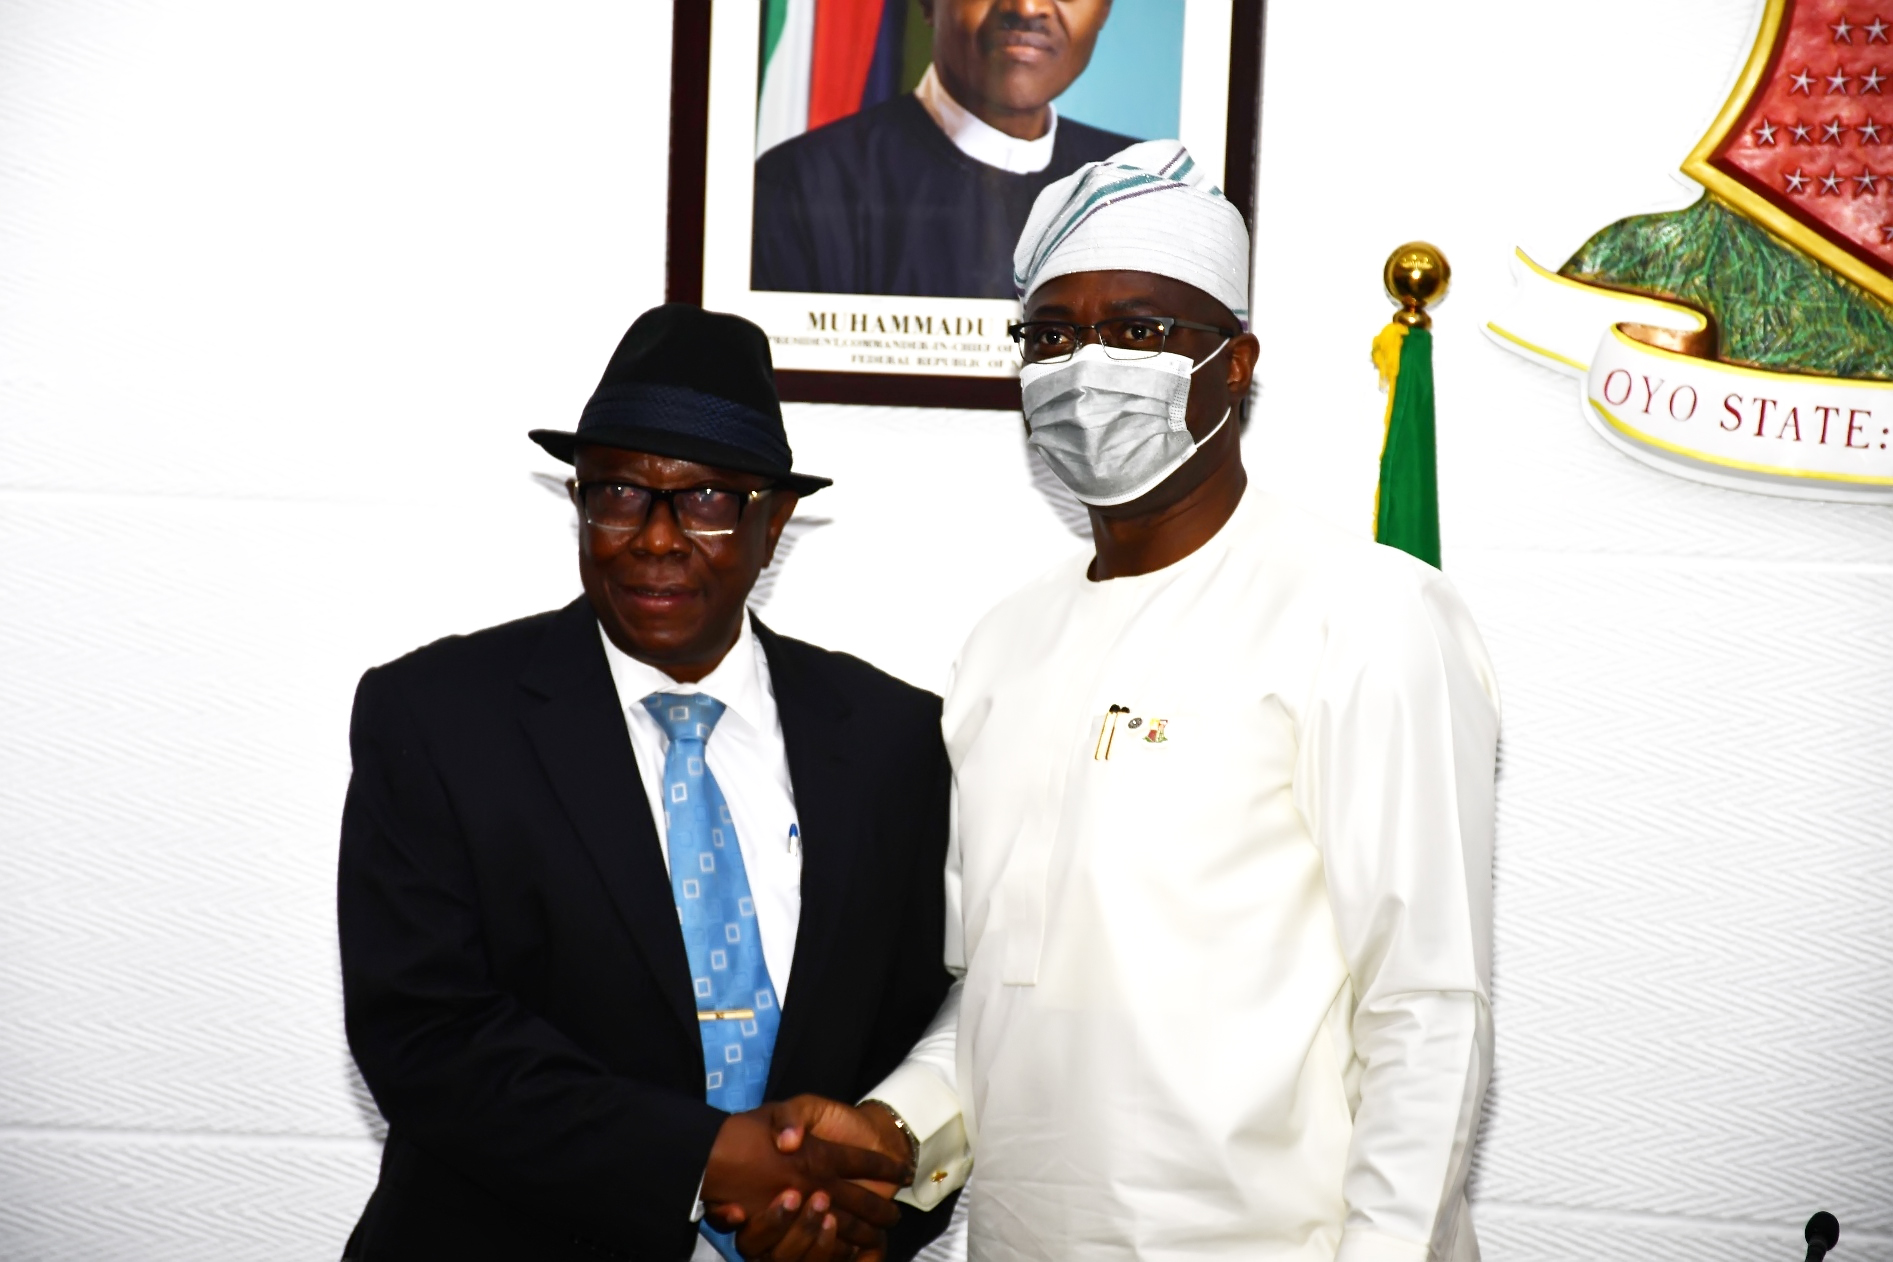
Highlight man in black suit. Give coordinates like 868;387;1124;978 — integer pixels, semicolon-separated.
338;305;954;1261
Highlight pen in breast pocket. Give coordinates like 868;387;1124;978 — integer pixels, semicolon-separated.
787;823;800;856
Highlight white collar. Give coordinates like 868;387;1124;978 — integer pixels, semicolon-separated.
599;611;771;742
914;63;1058;175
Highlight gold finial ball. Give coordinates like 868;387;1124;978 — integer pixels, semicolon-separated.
1383;242;1451;326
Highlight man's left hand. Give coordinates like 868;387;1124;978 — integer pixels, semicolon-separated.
720;1186;884;1262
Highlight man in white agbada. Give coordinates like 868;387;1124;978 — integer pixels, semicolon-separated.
765;142;1499;1262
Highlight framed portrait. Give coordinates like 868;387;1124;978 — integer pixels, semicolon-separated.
667;0;1267;408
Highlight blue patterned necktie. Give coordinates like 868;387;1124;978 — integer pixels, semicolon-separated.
641;692;781;1262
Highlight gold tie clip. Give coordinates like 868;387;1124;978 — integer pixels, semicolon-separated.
697;1009;756;1022
1093;705;1128;761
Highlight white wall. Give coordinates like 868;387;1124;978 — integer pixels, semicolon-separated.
1;2;1887;1259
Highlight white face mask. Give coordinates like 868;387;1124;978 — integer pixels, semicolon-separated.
1019;340;1232;507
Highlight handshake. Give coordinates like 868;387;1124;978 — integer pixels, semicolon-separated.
700;1095;919;1261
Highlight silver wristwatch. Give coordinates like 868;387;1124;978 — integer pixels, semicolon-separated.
862;1098;920;1180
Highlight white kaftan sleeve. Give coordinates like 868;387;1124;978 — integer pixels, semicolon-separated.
861;776;971;1209
1294;558;1500;1262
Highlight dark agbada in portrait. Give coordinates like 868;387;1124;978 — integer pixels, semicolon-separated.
751;0;1132;298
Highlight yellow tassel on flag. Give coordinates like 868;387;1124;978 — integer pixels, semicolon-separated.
1370;322;1409;536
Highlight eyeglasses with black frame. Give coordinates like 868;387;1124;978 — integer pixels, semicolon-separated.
1007;315;1240;365
567;480;773;538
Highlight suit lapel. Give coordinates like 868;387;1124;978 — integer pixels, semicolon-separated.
755;618;862;1092
520;600;696;1041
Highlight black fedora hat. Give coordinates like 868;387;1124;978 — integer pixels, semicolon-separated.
530;304;831;495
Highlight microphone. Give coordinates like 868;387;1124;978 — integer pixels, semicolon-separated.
1805;1211;1839;1262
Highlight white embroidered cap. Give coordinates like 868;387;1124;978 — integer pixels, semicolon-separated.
1012;140;1252;328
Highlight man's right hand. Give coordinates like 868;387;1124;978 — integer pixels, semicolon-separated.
766;1096;914;1200
700;1106;904;1257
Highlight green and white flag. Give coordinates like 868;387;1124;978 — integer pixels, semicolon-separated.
1371;321;1441;569
756;0;815;156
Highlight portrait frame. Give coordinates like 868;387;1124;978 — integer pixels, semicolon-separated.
666;0;1268;409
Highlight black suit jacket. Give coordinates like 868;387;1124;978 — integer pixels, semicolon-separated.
338;600;956;1260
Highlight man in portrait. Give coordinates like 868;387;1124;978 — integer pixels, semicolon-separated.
751;0;1134;298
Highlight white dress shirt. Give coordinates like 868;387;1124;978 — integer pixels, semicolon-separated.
600;613;802;1000
913;63;1058;174
600;614;803;1262
868;489;1501;1262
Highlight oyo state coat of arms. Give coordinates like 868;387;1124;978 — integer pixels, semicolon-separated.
1490;0;1893;502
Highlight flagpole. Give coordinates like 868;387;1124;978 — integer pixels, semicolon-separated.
1371;243;1451;568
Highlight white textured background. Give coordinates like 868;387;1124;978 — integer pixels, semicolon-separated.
1;1;1887;1259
